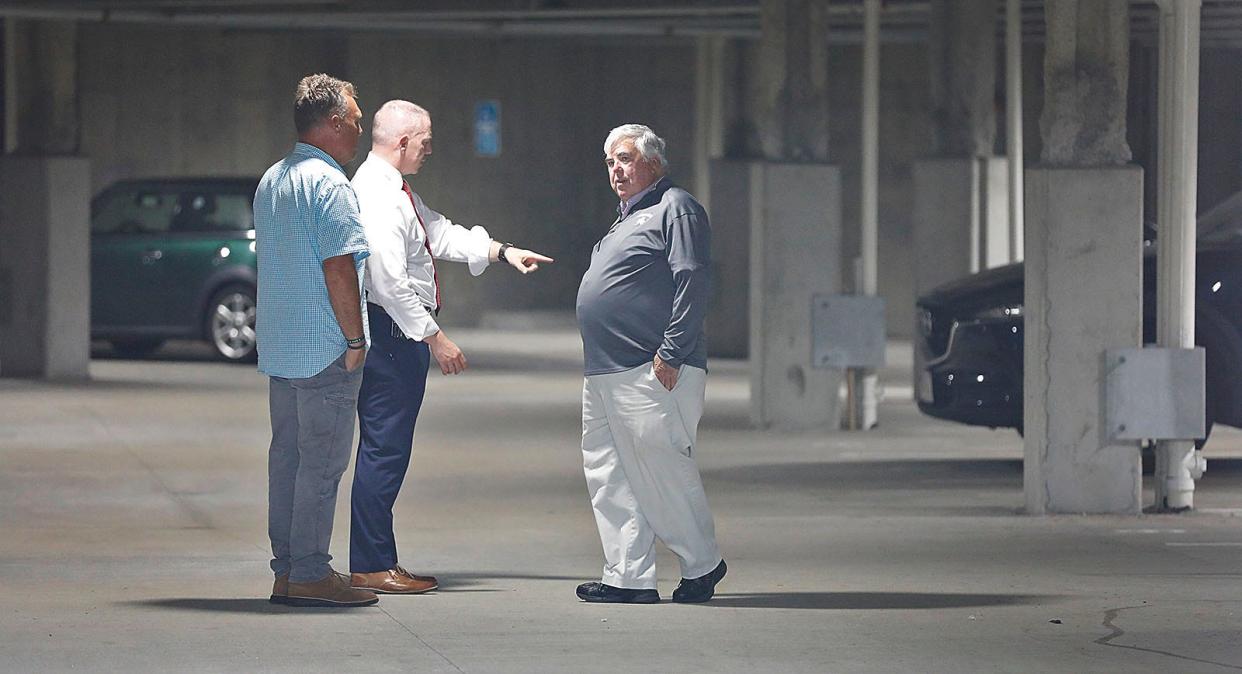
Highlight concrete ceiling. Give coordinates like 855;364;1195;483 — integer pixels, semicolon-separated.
2;0;1242;46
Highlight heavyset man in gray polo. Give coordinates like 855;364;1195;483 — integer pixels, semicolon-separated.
574;124;726;604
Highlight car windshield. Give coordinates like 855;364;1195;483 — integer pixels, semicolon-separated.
1194;189;1242;243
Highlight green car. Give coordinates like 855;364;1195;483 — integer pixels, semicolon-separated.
91;178;260;362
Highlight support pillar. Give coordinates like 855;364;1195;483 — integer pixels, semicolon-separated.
1005;0;1025;263
914;0;1002;294
0;157;92;379
1153;0;1203;510
750;163;842;429
1025;0;1139;514
749;0;841;430
845;0;881;432
0;20;89;379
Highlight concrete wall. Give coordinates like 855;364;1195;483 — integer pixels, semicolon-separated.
70;25;1242;344
77;25;697;332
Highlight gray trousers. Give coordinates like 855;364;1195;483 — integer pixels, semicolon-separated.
268;352;364;583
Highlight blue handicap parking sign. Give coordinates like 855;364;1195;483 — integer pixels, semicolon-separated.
474;100;501;157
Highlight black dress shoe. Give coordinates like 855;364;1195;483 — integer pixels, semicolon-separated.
575;582;660;604
671;559;727;603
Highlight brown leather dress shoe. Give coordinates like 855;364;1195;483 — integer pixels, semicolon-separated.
285;570;379;607
270;574;289;604
351;565;438;594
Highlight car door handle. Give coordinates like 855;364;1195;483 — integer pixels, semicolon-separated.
141;249;164;264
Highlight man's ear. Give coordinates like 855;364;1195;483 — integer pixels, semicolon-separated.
398;135;410;152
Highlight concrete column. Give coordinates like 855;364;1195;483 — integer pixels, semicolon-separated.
1005;0;1025;263
927;0;996;158
0;20;89;379
1024;0;1140;515
914;0;1002;295
980;156;1011;269
6;20;79;154
694;36;726;213
0;157;92;379
1039;0;1132;165
756;0;829;162
913;159;980;295
750;163;842;429
694;37;751;360
749;0;841;429
1023;168;1143;514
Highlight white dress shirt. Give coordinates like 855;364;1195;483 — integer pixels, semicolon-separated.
351;152;493;341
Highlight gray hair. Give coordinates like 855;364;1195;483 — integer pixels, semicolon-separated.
371;100;430;147
604;124;668;169
293;73;357;134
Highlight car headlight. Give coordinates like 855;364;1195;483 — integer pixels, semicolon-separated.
918;308;934;335
973;305;1023;319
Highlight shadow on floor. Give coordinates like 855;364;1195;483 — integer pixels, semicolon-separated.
437;572;584;589
704;459;1025;491
123;598;312;614
702;591;1057;610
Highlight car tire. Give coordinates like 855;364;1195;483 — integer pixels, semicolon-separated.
110;337;164;358
205;284;257;363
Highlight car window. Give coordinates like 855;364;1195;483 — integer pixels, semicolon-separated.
92;189;176;234
170;192;253;233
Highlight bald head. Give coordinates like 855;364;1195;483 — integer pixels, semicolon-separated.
372;100;428;147
370;100;433;175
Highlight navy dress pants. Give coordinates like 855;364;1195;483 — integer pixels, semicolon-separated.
350;303;431;574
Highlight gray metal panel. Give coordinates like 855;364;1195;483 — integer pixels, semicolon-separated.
1104;347;1206;441
811;294;886;369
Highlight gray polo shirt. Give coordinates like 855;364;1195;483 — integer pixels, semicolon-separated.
576;178;711;376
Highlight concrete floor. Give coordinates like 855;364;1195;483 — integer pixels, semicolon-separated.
3;330;1241;673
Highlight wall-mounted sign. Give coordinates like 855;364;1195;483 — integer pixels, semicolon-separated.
474;100;501;158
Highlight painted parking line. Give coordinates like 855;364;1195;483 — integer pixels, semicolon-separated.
1165;542;1242;547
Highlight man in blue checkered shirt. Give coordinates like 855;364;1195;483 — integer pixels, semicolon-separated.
254;74;377;608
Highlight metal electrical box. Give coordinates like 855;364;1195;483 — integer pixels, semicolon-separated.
1103;347;1206;441
811;294;886;369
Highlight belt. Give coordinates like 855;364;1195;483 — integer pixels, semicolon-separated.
367;301;436;341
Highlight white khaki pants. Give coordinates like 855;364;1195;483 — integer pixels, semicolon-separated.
581;363;721;589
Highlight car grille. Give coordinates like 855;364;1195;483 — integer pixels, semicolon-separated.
918;307;953;357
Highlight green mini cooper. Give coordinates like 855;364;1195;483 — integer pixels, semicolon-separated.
91;178;259;362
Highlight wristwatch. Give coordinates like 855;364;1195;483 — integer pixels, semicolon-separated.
497;242;513;264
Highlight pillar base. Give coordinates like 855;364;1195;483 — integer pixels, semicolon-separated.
912;156;1011;298
749;162;842;430
0;156;91;380
1023;167;1143;514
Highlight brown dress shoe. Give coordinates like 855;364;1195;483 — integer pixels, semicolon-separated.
270;574;289;604
286;570;379;607
351;565;438;594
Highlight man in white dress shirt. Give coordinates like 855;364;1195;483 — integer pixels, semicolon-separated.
349;100;552;594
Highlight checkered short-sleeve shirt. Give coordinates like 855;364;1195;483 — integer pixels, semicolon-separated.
254;142;369;379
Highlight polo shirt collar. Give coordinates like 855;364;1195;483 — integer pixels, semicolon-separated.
293;141;346;174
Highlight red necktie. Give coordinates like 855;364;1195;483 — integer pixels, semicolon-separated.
401;181;441;312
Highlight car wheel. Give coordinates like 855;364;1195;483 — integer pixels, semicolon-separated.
110;337;164;358
205;285;257;362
